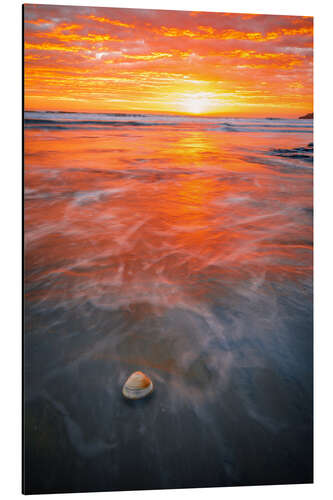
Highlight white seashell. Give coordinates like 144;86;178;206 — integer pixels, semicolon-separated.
122;371;153;400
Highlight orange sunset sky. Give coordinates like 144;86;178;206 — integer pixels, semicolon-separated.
24;4;313;117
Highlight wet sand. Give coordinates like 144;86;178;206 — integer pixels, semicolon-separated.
24;114;313;493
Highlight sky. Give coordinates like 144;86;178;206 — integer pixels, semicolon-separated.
24;4;313;117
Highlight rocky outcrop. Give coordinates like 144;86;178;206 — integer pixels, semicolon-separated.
299;112;313;119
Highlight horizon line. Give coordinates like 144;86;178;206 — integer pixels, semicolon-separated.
24;109;313;120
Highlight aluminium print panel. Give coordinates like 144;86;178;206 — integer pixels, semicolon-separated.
23;3;313;494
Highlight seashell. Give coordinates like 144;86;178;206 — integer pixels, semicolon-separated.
122;371;153;400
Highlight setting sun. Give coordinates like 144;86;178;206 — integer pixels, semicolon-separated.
179;92;219;115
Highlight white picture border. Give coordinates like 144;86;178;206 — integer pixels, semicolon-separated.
2;0;332;499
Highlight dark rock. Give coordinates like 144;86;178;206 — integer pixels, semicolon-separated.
299;112;313;119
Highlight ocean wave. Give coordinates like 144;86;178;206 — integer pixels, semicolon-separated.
269;143;313;162
24;118;179;128
24;111;313;134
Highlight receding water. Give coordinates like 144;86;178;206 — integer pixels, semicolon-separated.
24;112;313;493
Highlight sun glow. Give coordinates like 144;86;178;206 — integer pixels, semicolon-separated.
179;92;220;115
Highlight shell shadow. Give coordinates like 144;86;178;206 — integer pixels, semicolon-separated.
120;390;155;408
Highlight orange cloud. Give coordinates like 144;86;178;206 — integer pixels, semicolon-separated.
151;25;313;42
24;18;52;26
81;15;135;29
122;52;173;61
25;42;87;53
